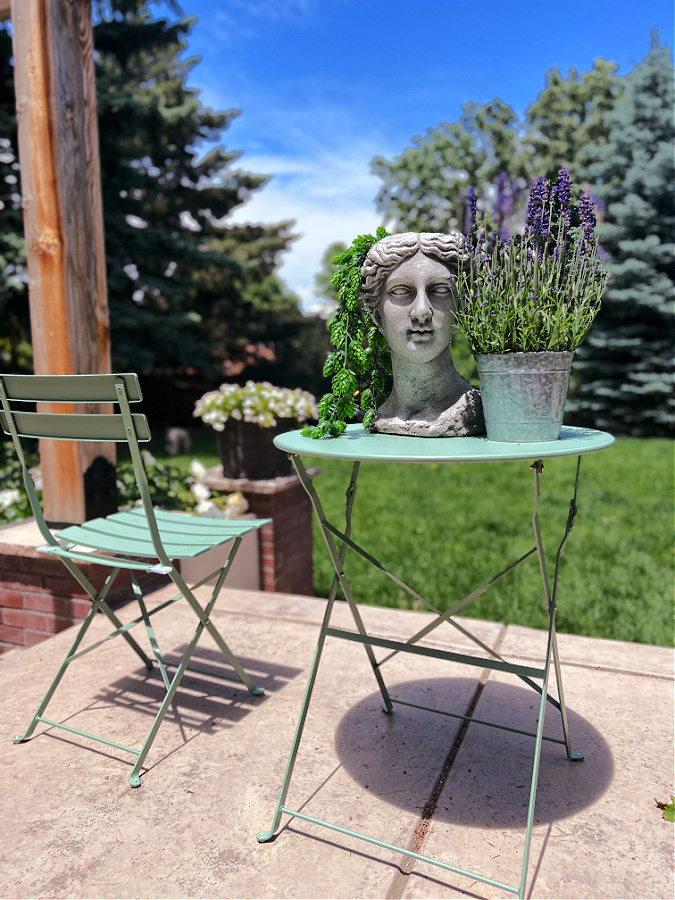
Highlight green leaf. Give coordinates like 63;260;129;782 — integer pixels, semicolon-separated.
322;352;340;377
656;797;675;822
318;392;334;417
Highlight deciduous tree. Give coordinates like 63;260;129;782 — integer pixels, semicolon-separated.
372;99;529;235
524;59;625;186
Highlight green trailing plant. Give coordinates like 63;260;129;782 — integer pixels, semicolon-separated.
456;169;609;354
303;227;392;438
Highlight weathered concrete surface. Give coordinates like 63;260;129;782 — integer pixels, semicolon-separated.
0;587;672;899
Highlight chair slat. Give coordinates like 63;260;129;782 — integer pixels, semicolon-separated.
81;516;229;546
121;508;272;534
0;410;150;442
55;523;218;559
0;373;142;403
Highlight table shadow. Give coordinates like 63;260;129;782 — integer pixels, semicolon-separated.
334;677;613;829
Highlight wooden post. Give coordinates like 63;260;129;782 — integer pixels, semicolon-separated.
10;0;115;524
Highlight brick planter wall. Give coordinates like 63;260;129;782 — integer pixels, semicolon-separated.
199;468;318;597
0;521;165;654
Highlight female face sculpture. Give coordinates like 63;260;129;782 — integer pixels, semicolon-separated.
374;250;458;364
362;232;465;354
360;232;485;437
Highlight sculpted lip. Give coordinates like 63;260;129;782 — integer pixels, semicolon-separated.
408;328;434;340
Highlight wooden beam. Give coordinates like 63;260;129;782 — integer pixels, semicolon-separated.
0;1;11;24
11;0;114;524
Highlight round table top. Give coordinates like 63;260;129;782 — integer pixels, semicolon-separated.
274;424;615;464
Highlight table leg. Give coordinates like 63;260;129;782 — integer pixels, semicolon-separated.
260;451;587;898
292;456;393;712
258;455;391;842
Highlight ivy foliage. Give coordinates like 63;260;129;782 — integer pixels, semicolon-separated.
302;228;392;438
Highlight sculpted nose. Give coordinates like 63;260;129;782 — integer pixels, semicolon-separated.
411;289;432;324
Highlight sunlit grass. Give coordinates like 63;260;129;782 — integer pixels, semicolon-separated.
149;429;673;646
303;438;673;647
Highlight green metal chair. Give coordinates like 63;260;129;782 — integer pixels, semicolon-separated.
0;373;270;787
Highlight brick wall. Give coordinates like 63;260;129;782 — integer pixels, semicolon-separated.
0;540;163;654
244;479;314;596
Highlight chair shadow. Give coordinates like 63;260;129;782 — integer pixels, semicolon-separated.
333;677;614;829
93;645;303;734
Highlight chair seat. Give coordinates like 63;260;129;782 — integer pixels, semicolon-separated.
56;507;271;561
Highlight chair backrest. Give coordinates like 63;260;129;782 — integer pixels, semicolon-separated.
0;373;168;562
0;373;150;442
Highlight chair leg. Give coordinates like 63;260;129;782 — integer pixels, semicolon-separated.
98;599;154;671
132;575;170;688
171;553;264;697
13;602;101;743
128;617;205;787
61;560;154;670
128;562;263;786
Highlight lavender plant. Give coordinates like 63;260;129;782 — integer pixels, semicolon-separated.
456;169;609;354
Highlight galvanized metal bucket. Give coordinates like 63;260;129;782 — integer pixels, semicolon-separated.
476;351;574;442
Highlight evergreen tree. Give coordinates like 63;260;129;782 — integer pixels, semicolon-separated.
568;36;674;436
93;0;297;376
0;2;317;391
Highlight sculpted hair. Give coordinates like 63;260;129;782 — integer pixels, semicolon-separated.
360;232;469;313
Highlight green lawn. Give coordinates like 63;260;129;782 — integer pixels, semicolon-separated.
304;438;674;647
149;430;674;647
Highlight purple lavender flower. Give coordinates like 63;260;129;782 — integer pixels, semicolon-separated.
465;187;478;235
557;168;571;206
525;177;549;240
579;193;596;254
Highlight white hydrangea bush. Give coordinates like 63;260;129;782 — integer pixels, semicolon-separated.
194;381;318;431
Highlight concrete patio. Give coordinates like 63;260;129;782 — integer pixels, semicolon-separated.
0;585;672;899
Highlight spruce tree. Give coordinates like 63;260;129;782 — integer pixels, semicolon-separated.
568;36;675;435
92;0;297;376
0;2;317;392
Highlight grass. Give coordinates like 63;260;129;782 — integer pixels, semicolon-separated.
143;429;674;647
302;438;674;647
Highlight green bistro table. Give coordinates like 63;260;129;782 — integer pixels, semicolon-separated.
258;424;614;898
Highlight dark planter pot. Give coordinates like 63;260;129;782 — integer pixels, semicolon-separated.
216;419;294;480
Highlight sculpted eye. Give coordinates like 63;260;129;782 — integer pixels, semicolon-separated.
388;285;412;297
430;283;452;294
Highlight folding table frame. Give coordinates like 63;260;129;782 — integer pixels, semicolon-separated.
258;424;614;899
1;373;270;787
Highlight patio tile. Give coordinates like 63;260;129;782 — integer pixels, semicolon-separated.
0;588;672;899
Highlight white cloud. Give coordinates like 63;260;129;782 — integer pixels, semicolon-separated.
230;141;387;310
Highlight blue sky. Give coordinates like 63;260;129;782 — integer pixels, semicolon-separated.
159;0;673;311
